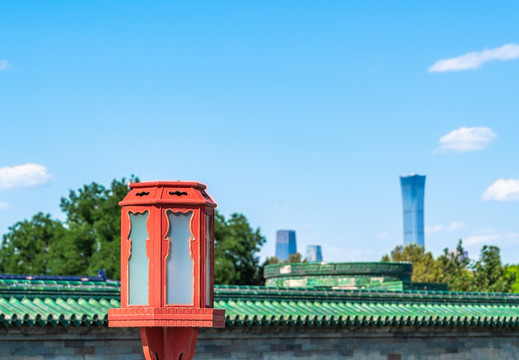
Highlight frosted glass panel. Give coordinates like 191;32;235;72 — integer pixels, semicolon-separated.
166;211;194;305
128;211;149;305
206;214;212;306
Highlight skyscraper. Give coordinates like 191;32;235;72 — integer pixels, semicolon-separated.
306;245;323;262
400;174;426;246
276;230;297;261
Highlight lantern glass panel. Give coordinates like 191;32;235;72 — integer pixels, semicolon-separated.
206;213;211;306
128;211;149;305
166;211;194;305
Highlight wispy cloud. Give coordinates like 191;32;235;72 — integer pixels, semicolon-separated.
0;163;52;189
483;179;519;202
464;234;500;246
376;232;389;239
448;222;466;231
464;228;519;246
462;228;519;263
425;222;465;234
0;60;11;71
429;43;519;73
425;224;444;234
0;202;9;210
435;127;497;153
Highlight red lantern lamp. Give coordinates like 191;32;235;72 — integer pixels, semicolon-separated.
108;181;225;360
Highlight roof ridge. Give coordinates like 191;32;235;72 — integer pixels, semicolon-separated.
213;285;519;304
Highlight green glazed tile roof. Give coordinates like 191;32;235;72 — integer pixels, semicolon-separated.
264;262;413;280
2;278;519;328
216;285;519;327
0;278;120;327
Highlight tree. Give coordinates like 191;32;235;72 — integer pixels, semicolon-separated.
382;241;517;293
263;252;306;265
264;256;280;265
381;244;443;283
471;245;509;293
0;213;65;274
0;178;266;283
0;178;131;278
214;212;265;285
437;240;474;292
59;178;131;278
287;252;307;264
504;264;519;293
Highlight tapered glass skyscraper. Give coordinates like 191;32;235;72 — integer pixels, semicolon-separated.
306;245;323;262
400;174;425;246
276;230;297;261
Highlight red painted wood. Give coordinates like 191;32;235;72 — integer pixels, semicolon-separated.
108;307;225;327
108;181;224;359
141;327;198;360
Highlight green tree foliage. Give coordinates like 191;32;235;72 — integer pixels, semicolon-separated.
264;256;280;265
214;212;266;285
382;240;516;293
381;244;443;283
0;179;129;278
287;252;307;264
437;240;474;292
263;252;307;266
504;265;519;293
0;177;267;284
471;245;509;293
59;179;130;278
0;213;65;274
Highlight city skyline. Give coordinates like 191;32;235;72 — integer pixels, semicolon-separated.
1;2;519;264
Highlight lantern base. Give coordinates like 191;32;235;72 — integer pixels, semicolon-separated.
140;327;198;360
108;307;225;328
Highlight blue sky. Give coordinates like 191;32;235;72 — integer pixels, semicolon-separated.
1;1;519;264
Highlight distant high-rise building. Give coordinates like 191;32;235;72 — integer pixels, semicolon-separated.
306;245;323;262
400;174;426;246
276;230;297;261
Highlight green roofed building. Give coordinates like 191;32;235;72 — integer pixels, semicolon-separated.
1;263;519;359
263;261;448;291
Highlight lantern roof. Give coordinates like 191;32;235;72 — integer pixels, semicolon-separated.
119;181;216;208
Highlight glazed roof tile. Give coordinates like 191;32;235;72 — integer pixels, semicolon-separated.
2;279;519;328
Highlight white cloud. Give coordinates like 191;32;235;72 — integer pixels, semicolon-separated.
429;43;519;73
436;126;497;153
464;228;519;246
0;202;9;210
448;222;466;231
0;163;52;189
0;60;11;71
425;224;444;234
483;179;519;202
464;234;500;246
426;222;465;234
462;229;519;263
376;232;389;239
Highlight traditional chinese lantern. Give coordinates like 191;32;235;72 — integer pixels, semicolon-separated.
108;181;225;360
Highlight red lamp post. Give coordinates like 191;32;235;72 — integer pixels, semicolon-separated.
108;181;225;360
